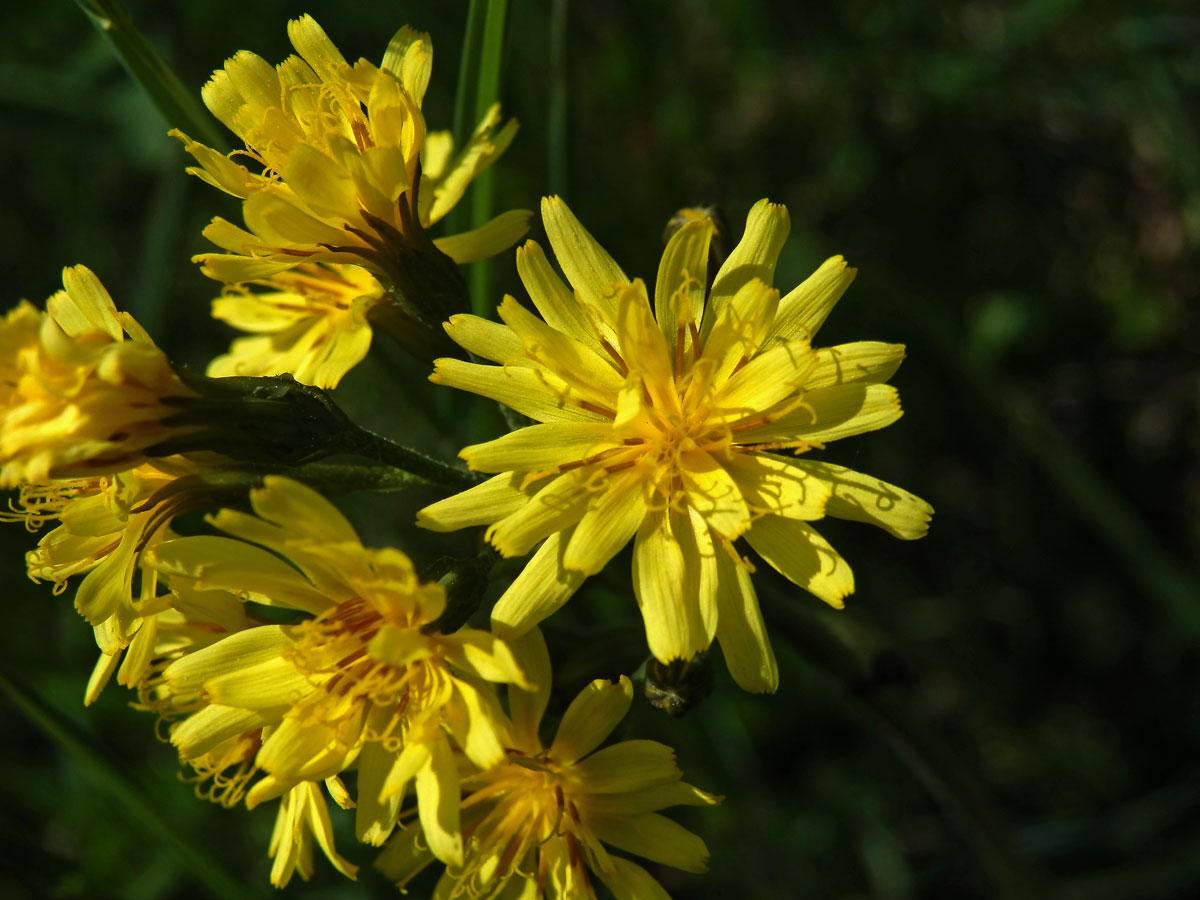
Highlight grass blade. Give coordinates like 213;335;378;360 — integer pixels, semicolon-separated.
74;0;226;150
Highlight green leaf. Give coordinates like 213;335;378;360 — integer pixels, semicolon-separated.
74;0;227;151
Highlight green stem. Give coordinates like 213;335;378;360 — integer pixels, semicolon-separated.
341;427;479;487
273;462;431;495
0;670;262;900
763;595;1052;900
466;0;511;316
548;0;569;195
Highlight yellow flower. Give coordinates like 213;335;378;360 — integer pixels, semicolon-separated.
151;476;528;871
377;629;720;899
175;15;528;286
269;781;359;887
0;266;194;487
3;457;241;702
419;198;933;693
206;263;381;388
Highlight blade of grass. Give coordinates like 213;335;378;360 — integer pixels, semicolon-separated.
74;0;226;151
0;669;262;900
452;0;486;157
548;0;569;195
465;0;512;317
886;277;1200;638
762;595;1053;900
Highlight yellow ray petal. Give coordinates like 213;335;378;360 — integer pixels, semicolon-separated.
632;509;715;662
808;341;905;390
417;471;539;532
770;255;857;343
355;740;401;846
434;209;531;263
679;450;751;540
713;545;777;693
722;451;832;521
487;471;592;558
595;857;673;900
654;219;713;347
442;314;523;362
205;655;316;709
171;705;276;759
541;195;628;325
589;812;710;873
547;675;632;765
744;516;853;608
699;278;780;386
460;422;620;474
416;733;462;865
792;460;933;539
712;337;817;420
703;199;789;339
563;469;647;574
491;530;587;639
506;627;551;753
381;26;432;102
432;358;608;423
735;383;902;445
497;295;625;402
164;625;292;694
572;739;680;794
516;239;602;352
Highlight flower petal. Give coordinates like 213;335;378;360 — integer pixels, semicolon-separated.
547;675;632;765
589;812;710;873
632;509;715;662
541;195;628;327
654;219;713;347
808;341;905;390
572;739;680;794
722;451;832;520
744;516;854;608
769;255;856;343
486;471;592;557
460;422;620;474
506;627;551;753
417;472;538;532
416;732;462;865
735;383;903;445
434;209;532;263
432;358;606;423
703;199;790;339
491;531;587;639
516;239;602;352
563;469;647;574
713;543;778;693
792;460;933;539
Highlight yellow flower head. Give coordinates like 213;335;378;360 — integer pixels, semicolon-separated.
152;476;528;871
2;457;252;701
419;198;933;693
378;629;719;900
175;15;528;286
0;266;194;487
206;263;382;388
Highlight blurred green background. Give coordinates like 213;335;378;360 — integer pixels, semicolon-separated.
2;1;1199;898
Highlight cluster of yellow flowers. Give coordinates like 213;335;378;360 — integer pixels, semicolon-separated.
2;15;931;897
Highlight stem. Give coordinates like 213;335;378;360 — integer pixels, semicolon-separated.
548;0;569;195
763;594;1052;900
274;462;430;495
341;427;480;488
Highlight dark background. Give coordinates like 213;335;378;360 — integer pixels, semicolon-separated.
2;1;1199;898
